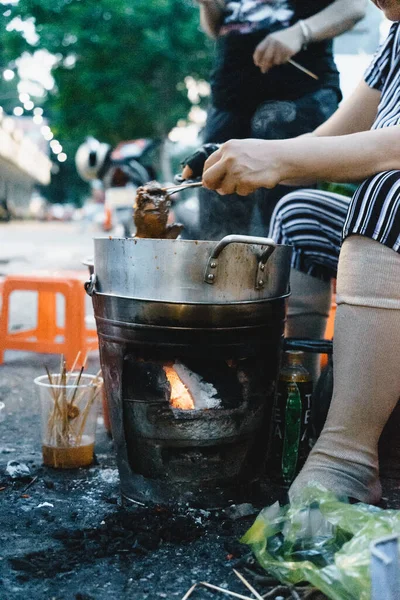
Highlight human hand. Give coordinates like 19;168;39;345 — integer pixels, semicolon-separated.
181;143;220;180
253;24;303;74
202;139;283;196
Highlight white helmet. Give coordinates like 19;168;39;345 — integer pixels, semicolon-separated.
75;137;111;181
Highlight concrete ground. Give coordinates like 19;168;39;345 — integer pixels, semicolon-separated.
0;221;281;600
0;221;399;600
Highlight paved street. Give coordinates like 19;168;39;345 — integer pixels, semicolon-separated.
0;221;104;332
0;220;98;275
0;221;271;600
1;220;399;600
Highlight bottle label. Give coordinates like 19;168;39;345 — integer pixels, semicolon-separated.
268;380;313;482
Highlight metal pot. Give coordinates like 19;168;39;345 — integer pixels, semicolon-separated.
86;234;293;304
85;234;295;506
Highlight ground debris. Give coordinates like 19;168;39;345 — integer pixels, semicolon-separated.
9;505;205;579
6;460;31;479
224;503;257;521
180;577;323;600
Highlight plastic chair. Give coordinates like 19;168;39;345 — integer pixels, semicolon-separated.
325;297;337;341
320;294;337;370
0;272;98;368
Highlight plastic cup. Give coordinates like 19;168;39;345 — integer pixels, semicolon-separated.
0;401;5;423
34;373;102;469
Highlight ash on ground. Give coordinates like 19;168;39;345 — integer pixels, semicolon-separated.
2;354;400;600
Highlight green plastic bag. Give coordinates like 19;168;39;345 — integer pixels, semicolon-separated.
241;485;400;600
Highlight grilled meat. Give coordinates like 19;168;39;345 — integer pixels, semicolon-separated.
134;181;183;239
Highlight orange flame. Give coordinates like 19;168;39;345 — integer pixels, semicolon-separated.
164;366;195;410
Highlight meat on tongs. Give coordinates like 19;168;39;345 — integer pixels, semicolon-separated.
133;181;184;239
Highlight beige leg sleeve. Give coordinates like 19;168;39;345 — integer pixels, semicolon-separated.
290;236;400;504
286;269;332;382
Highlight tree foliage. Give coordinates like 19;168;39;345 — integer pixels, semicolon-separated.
0;0;212;202
2;0;212;141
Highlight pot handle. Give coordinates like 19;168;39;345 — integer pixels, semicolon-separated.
204;234;276;291
84;273;97;297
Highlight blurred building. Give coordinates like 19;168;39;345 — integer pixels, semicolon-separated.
0;110;52;217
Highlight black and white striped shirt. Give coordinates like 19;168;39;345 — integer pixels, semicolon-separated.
343;23;400;252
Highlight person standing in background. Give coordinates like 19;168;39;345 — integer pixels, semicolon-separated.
197;0;400;504
194;0;367;239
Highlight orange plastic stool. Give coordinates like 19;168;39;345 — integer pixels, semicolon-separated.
325;298;337;341
320;294;337;370
0;273;98;368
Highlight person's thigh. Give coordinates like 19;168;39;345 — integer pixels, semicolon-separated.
202;105;251;143
269;188;350;281
199;106;254;239
251;87;340;140
250;88;340;232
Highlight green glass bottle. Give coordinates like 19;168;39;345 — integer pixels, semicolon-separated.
281;382;302;484
268;351;313;483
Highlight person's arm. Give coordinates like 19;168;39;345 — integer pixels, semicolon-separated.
195;0;225;39
312;81;381;137
202;126;400;196
301;0;367;44
254;0;367;73
181;80;380;180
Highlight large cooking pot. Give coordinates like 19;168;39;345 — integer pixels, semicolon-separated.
86;234;294;505
86;234;336;506
85;234;293;304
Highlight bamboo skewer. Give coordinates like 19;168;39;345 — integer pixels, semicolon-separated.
181;583;198;600
288;59;319;80
67;351;81;383
76;385;102;445
233;570;264;600
61;361;68;439
21;475;38;495
45;365;63;443
199;582;255;600
70;365;85;406
181;569;284;600
58;354;64;385
43;354;102;451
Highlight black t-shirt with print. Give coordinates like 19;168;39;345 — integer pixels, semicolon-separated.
211;0;341;113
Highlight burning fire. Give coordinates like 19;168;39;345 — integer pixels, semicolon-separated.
164;366;195;410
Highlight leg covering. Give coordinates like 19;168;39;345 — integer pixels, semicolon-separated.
290;236;400;504
286;268;332;383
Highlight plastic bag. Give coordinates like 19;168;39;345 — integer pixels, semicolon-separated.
241;484;400;600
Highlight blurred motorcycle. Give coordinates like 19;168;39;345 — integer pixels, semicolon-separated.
75;137;159;236
75;137;200;238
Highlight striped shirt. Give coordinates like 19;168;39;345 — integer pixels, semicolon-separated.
343;23;400;252
269;24;400;279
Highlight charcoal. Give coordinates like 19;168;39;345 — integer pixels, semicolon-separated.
181;359;243;408
122;356;171;403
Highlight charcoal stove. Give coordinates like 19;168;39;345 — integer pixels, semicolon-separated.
86;235;293;507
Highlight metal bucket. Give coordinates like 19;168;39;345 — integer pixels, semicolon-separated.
86;235;294;506
87;234;292;304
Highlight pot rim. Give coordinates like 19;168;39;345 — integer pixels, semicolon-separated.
92;290;290;306
93;237;290;247
82;256;93;267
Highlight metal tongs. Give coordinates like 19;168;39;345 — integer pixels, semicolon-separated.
162;180;203;197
